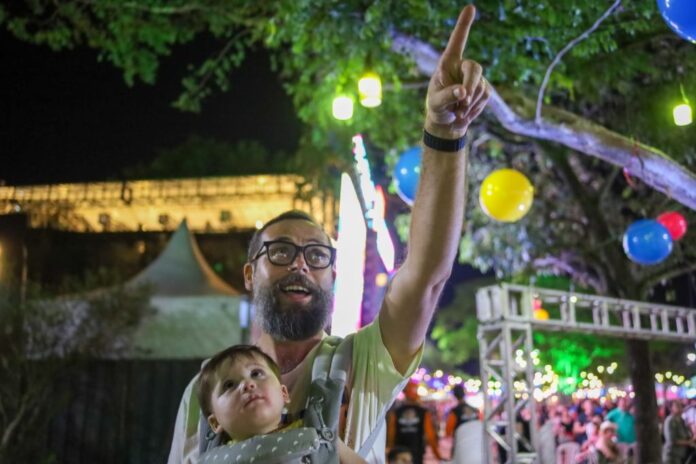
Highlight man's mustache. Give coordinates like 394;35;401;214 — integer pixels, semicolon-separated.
273;274;319;293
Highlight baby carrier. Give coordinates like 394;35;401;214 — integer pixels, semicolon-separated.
198;334;384;463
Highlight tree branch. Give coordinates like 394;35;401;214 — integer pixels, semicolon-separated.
0;398;26;451
391;33;696;211
638;261;696;295
112;2;210;15
599;166;621;202
535;0;622;123
184;32;245;102
533;253;606;293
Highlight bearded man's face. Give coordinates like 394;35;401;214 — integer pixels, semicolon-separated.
244;219;336;341
252;272;333;341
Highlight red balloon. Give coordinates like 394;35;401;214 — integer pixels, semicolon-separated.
657;212;687;241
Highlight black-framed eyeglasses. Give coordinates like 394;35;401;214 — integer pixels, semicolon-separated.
251;240;336;269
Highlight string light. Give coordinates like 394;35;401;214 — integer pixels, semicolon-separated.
332;95;354;120
674;103;693;126
358;71;382;108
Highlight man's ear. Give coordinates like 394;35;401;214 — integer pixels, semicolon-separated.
281;384;290;404
243;262;254;292
207;414;223;434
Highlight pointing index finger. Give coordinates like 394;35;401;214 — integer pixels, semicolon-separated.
443;5;476;60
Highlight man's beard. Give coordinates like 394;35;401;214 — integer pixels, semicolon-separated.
252;274;333;341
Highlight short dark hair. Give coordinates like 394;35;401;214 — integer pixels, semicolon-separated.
452;384;465;400
247;210;331;261
387;446;413;463
197;344;281;418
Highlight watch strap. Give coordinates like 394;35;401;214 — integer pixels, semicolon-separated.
422;129;467;152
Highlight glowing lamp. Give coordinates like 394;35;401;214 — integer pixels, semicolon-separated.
332;95;354;120
534;308;550;320
358;72;382;108
673;103;693;126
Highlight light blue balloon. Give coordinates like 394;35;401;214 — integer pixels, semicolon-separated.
657;0;696;43
622;219;673;265
393;146;422;206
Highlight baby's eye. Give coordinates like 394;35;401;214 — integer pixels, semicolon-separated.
222;380;236;390
251;368;265;378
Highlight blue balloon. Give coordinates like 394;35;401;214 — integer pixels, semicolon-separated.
657;0;696;43
393;146;422;206
622;219;673;265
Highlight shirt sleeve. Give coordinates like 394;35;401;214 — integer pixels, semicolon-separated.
344;317;423;463
167;374;202;464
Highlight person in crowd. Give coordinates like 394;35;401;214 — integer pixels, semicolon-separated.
663;400;695;464
606;398;636;447
580;415;604;453
196;344;365;463
444;384;480;445
555;404;576;445
574;399;600;445
387;446;414;464
683;398;696;437
165;5;491;463
387;381;443;464
576;421;626;464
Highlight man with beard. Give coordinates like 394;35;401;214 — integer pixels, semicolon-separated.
167;5;490;463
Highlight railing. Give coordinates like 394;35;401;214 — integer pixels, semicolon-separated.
477;284;695;343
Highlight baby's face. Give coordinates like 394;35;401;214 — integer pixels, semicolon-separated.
207;354;289;440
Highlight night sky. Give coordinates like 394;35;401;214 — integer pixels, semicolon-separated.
1;31;302;186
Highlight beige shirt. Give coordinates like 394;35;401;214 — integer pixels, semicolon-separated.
167;318;422;464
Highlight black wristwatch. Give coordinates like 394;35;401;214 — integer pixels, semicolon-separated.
422;129;467;152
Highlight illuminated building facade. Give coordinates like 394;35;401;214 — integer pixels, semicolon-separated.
0;175;336;292
0;175;335;234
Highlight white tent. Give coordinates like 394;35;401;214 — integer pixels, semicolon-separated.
126;220;242;359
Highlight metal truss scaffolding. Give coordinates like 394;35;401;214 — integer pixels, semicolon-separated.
477;284;696;464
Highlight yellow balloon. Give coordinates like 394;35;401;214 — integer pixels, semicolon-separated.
479;169;534;222
534;308;550;320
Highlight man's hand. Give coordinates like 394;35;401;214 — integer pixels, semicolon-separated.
425;5;490;140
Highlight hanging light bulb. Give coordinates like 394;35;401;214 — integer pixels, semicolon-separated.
673;103;693;126
674;83;693;126
358;71;382;108
332;95;354;120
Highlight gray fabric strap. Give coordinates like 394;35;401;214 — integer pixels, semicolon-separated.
303;335;355;464
358;376;410;458
358;413;386;457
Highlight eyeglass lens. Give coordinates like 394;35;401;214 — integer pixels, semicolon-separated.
266;242;332;268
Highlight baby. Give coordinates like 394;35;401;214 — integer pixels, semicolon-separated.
197;344;364;463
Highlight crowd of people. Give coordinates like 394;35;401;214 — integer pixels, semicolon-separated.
385;383;696;464
536;396;696;463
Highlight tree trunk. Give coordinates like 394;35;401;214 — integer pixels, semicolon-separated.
627;339;662;464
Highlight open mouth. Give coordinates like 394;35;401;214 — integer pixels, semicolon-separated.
280;284;311;296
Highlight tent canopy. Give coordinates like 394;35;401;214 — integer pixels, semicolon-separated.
127;220;239;297
127;220;242;358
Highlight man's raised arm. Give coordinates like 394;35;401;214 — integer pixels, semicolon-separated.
380;5;490;374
